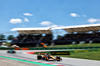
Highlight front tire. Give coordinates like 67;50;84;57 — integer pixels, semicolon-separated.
56;56;62;61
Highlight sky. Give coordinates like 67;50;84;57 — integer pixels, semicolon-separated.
0;0;100;38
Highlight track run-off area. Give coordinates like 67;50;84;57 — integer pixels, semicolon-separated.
0;50;100;66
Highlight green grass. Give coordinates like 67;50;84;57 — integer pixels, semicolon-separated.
47;43;100;48
60;50;100;61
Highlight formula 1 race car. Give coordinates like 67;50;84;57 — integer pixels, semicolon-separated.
7;50;16;53
37;53;62;61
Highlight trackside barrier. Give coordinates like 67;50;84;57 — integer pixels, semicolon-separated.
29;46;100;50
15;48;20;50
22;48;29;50
0;47;15;50
33;49;99;55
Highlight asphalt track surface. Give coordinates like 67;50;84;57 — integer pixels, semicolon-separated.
0;50;100;66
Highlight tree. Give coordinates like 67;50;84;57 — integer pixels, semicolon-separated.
57;35;62;39
7;35;14;40
0;34;5;41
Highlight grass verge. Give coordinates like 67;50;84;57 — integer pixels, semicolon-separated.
60;50;100;61
48;43;100;47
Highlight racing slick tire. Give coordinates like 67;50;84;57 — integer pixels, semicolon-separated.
12;51;16;53
56;56;62;61
7;51;10;53
37;55;42;60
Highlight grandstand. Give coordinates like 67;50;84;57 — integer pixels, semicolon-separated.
11;27;52;47
11;24;100;47
53;24;100;45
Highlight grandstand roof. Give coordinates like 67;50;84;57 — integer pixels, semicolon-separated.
53;24;100;33
11;27;52;34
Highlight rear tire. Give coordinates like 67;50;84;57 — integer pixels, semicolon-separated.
12;51;16;53
37;55;42;60
7;51;10;53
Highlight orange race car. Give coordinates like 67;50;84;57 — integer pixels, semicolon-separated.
37;53;62;61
